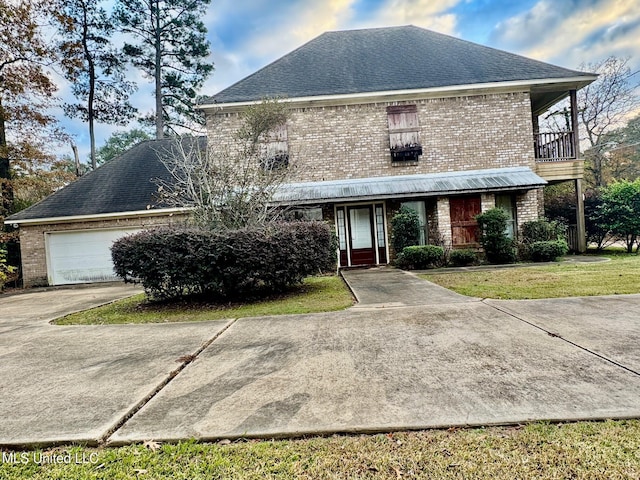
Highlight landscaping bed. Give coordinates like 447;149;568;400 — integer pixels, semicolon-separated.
55;275;353;325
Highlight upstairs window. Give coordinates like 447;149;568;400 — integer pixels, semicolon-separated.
387;105;422;162
260;123;289;170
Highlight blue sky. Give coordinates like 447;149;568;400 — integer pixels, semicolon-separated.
62;0;640;162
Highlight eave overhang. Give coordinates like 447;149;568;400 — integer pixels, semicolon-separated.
4;207;191;227
199;76;598;113
273;167;547;205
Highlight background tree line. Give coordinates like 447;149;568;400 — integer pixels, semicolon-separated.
1;0;213;236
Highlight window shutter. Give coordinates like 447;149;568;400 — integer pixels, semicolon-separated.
386;105;421;161
261;123;289;170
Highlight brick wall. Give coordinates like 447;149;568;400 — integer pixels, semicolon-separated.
516;189;541;235
436;197;453;249
481;193;496;212
207;92;536;183
19;214;187;287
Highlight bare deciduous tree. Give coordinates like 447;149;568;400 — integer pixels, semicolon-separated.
578;56;639;188
157;99;292;230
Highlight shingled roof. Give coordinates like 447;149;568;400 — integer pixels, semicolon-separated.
7;137;205;222
206;25;594;104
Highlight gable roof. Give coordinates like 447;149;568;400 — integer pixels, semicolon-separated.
6;137;205;223
206;25;594;104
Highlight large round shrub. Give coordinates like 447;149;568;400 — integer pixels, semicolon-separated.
111;222;336;300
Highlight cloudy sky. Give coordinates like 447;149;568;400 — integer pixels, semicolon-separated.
63;0;640;162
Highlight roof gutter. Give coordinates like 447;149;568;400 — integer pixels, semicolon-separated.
4;207;192;227
198;75;598;112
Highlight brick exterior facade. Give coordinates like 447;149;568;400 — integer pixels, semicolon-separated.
207;92;536;182
207;91;541;259
18;91;544;284
19;214;187;287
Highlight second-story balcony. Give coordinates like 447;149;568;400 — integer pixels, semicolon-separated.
534;131;575;161
530;87;584;182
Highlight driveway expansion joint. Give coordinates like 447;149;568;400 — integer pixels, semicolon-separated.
484;300;640;378
100;317;239;446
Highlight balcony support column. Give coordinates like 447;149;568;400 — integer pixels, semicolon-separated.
575;178;586;253
570;89;579;157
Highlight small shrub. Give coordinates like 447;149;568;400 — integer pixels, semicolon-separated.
529;240;569;262
520;219;567;260
476;208;516;264
396;245;444;269
449;249;478;267
521;219;566;243
391;206;421;254
111;222;336;300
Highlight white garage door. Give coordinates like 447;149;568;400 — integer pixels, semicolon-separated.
46;228;141;285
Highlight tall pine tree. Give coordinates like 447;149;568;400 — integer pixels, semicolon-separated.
57;0;137;169
114;0;214;139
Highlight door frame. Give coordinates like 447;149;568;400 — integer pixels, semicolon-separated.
334;201;389;267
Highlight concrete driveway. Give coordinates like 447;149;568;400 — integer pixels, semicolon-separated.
1;272;639;447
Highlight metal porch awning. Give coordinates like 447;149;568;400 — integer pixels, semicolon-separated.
273;167;547;205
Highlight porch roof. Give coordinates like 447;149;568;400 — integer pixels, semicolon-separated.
274;167;546;205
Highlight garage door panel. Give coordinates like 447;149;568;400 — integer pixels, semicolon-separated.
47;229;140;285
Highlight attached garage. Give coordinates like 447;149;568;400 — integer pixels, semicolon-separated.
45;228;141;285
4;138;197;287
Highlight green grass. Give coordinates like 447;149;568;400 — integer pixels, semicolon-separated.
1;421;639;479
55;275;354;325
424;254;640;300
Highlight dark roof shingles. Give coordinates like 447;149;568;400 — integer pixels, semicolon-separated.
209;25;592;104
7;137;203;221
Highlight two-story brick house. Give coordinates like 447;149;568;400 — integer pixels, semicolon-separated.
199;25;596;267
5;25;596;285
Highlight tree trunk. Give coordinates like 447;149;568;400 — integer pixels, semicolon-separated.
82;4;97;169
154;0;163;139
0;97;14;214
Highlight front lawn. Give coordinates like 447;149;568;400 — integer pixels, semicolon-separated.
55;275;354;325
1;421;639;479
423;254;640;299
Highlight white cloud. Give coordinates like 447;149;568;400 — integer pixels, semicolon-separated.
492;0;640;69
357;0;460;34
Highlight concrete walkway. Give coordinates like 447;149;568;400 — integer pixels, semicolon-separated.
341;267;478;307
1;273;640;447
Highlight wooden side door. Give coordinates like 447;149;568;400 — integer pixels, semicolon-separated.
450;196;481;248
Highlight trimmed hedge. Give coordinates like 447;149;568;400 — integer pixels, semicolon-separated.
395;245;444;269
111;222;336;300
449;249;478;267
529;240;569;262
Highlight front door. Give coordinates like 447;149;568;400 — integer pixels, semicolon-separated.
335;203;388;267
348;206;376;265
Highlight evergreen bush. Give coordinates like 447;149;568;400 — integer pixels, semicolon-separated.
391;206;421;253
529;240;569;262
111;222;336;300
449;249;478;267
475;208;516;264
395;245;444;269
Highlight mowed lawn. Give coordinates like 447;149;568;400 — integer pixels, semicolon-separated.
56;275;354;325
1;421;639;479
423;254;640;300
